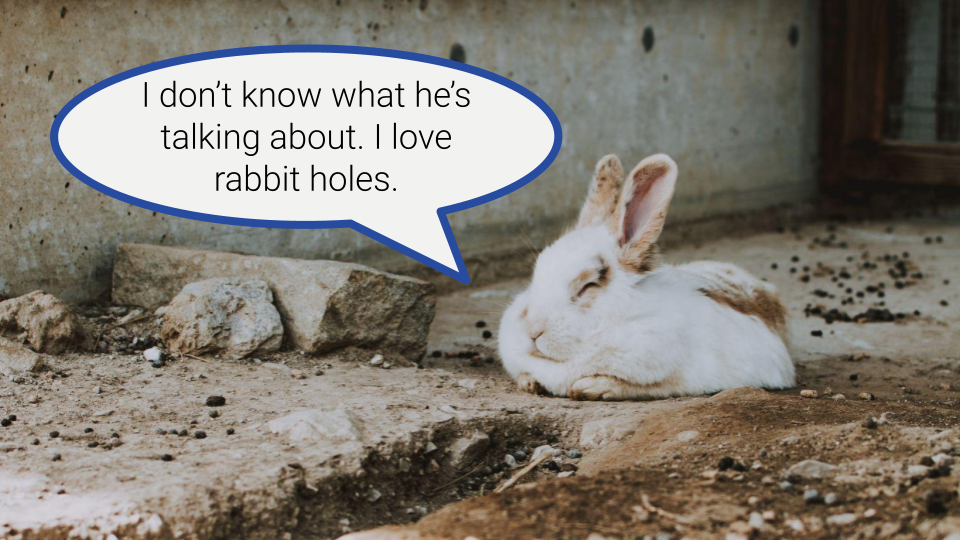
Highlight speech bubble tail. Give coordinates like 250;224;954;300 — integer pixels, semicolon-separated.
353;210;470;284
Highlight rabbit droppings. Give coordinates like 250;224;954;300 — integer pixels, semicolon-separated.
499;154;794;400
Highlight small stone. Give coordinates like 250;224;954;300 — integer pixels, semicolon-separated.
567;449;582;459
824;493;839;505
205;396;226;407
87;441;99;448
30;438;39;445
83;427;93;433
800;389;818;398
718;456;735;471
825;513;857;526
862;415;878;429
161;454;174;462
779;481;795;492
209;410;220;418
290;369;306;380
859;392;875;401
52;453;61;461
504;454;518;468
482;330;493;339
0;419;9;427
143;347;164;362
370;354;384;367
226;428;235;435
49;431;59;439
156;428;167;435
748;512;764;530
832;393;846;401
93;386;102;394
803;489;822;504
863;508;876;518
194;431;207;439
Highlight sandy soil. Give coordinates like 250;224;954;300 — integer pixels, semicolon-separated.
1;218;959;540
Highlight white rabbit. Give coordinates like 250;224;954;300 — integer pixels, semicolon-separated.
498;154;794;400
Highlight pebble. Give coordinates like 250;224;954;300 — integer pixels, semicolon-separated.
825;513;857;526
290;369;307;380
205;396;226;407
475;320;487;328
161;454;174;462
862;415;878;429
30;438;39;445
0;419;10;427
859;392;875;401
832;394;846;401
194;431;207;439
799;389;818;398
803;489;822;504
49;431;60;439
504;454;517;468
226;428;235;435
370;354;384;367
567;449;582;459
748;512;764;530
779;481;795;492
718;456;735;471
209;410;220;418
482;330;493;339
52;454;61;461
84;427;94;433
863;508;877;518
824;493;839;505
94;386;102;394
143;347;163;362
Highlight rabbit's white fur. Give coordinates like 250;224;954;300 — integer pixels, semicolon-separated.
499;154;794;400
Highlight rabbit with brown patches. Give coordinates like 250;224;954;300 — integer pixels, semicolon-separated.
499;154;794;400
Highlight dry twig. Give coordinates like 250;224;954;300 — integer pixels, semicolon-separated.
494;453;551;493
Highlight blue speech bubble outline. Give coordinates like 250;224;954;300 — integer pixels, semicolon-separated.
49;45;562;285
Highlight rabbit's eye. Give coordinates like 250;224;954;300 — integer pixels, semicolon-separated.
576;282;600;298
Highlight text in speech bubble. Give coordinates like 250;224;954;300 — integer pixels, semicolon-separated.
51;45;561;284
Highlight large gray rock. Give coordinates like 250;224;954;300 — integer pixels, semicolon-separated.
0;291;85;354
161;278;283;360
113;244;435;360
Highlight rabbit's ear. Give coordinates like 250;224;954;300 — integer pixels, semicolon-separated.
618;154;677;271
577;155;624;232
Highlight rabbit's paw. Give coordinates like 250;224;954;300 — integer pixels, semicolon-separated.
569;375;631;401
516;373;547;395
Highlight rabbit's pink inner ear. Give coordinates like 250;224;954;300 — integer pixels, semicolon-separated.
618;156;677;269
577;155;623;232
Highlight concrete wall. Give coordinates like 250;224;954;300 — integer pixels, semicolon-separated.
0;0;820;302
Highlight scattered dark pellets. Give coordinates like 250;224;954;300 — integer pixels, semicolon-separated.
801;275;810;283
936;236;944;243
482;330;493;339
0;419;10;427
544;460;561;472
84;427;93;433
484;356;495;363
205;396;226;407
111;432;119;438
925;237;933;244
863;415;877;429
811;330;823;337
8;414;16;421
156;428;167;435
791;256;799;262
941;300;949;307
209;410;220;418
771;263;778;270
150;361;164;368
226;428;235;435
475;320;487;328
717;456;735;471
850;373;859;381
49;431;60;438
915;310;921;316
431;350;442;358
194;431;207;439
52;454;61;461
189;420;198;425
87;441;99;448
179;429;188;436
161;454;174;462
31;438;40;445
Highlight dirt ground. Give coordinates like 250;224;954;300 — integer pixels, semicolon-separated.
1;217;959;540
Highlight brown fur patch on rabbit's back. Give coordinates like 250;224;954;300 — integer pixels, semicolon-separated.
681;261;788;339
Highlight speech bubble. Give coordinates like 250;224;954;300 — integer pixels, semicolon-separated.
51;45;561;284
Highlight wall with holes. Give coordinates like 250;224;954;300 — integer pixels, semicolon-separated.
0;0;820;301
